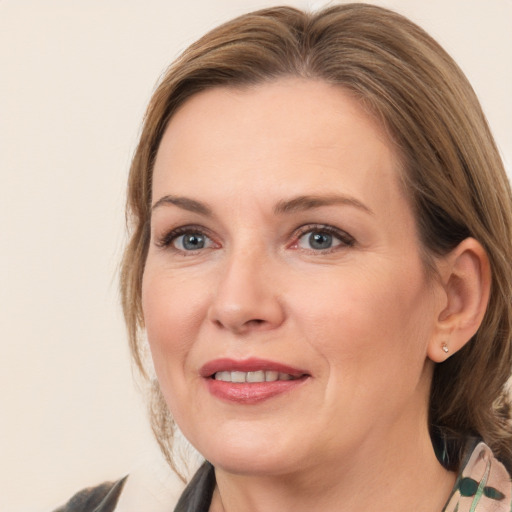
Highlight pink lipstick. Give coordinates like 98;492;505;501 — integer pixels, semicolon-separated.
200;358;309;404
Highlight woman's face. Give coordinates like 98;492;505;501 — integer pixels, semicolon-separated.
142;79;444;477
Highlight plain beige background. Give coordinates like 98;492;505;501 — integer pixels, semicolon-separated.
1;1;511;511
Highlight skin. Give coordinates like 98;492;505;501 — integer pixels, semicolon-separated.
142;79;465;511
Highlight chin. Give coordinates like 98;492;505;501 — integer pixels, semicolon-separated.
190;427;313;477
210;450;302;477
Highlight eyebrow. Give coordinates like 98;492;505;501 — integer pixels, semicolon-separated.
151;193;373;217
151;195;212;216
274;194;374;215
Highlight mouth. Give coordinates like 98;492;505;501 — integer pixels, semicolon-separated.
200;358;310;404
213;370;299;382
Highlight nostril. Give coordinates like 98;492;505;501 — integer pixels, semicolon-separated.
212;317;267;333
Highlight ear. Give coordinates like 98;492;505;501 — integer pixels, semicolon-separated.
427;238;491;363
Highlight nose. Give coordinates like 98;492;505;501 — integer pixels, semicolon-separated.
207;248;286;335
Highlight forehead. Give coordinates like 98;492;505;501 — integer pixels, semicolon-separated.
152;78;404;212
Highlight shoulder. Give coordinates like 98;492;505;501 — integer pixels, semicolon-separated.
53;477;127;512
444;440;512;512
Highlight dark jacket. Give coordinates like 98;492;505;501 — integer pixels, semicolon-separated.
52;463;214;512
53;477;127;512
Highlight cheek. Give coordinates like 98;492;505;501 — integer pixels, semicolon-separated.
141;269;208;374
295;263;432;371
297;266;434;427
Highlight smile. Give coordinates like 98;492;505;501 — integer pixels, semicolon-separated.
201;358;310;404
213;370;297;382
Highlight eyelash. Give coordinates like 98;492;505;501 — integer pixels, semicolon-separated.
291;224;355;252
155;224;355;253
155;225;215;251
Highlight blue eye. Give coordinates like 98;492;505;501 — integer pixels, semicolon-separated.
156;226;217;253
296;227;353;251
303;232;334;250
173;232;213;251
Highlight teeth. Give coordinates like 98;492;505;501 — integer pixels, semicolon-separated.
231;371;246;383
214;371;296;383
265;371;278;382
246;371;265;383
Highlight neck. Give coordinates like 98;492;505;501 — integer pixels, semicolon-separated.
210;421;455;512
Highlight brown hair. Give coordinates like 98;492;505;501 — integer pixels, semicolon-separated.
120;3;512;474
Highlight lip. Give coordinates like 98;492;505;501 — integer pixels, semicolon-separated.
200;357;310;404
200;357;307;378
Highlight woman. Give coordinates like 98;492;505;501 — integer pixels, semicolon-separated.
56;3;512;511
